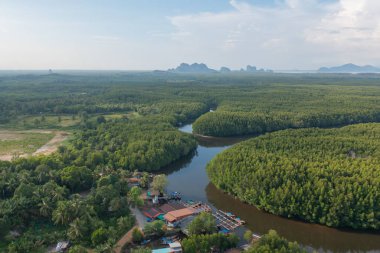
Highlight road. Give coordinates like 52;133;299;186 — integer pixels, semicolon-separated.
114;207;147;253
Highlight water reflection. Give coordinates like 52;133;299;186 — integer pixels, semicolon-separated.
166;124;380;253
206;183;380;253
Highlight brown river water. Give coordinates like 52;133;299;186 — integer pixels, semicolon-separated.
164;124;380;253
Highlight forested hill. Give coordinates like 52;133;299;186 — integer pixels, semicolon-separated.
207;123;380;229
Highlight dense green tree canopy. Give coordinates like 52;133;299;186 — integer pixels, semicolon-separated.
0;157;135;251
247;230;306;253
193;82;380;137
207;123;380;229
187;212;217;235
63;119;197;171
182;233;239;253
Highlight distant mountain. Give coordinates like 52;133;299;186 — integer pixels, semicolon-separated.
246;65;257;72
166;63;273;74
220;66;231;73
168;63;217;73
318;63;380;73
245;65;273;73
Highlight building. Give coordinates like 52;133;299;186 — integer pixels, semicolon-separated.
177;216;196;236
169;242;182;252
142;207;163;220
159;202;186;213
152;241;182;253
128;177;141;187
164;207;196;226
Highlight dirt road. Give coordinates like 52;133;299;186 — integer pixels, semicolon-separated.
114;208;147;253
33;131;69;156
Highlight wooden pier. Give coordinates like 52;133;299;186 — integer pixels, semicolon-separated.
182;201;212;213
213;210;246;231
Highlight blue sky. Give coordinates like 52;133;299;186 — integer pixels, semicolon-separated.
0;0;379;70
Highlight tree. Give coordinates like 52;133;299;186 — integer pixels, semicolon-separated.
67;218;86;241
247;230;306;253
143;220;165;237
132;228;144;243
244;230;253;243
91;228;108;246
97;115;106;124
139;172;150;188
68;245;87;253
131;247;151;253
52;201;72;225
52;197;96;225
94;243;113;253
117;216;135;231
34;118;40;126
151;175;168;194
182;233;239;253
128;186;144;207
187;212;216;235
35;164;51;184
59;166;93;192
39;198;53;217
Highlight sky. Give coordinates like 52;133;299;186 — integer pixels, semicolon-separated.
0;0;380;70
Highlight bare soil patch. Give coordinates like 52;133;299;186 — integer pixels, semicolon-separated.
0;130;69;161
33;131;69;156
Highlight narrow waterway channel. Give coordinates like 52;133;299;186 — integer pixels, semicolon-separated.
165;124;380;253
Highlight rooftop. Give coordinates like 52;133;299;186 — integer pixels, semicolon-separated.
164;207;195;222
152;248;172;253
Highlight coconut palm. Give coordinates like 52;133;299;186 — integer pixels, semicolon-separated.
39;198;53;217
67;218;84;240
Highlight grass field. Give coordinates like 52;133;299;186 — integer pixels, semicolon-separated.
0;130;57;160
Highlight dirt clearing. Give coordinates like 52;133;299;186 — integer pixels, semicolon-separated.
0;130;69;161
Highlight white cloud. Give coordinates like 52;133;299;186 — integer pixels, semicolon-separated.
168;0;380;69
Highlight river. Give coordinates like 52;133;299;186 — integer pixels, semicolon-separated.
164;124;380;253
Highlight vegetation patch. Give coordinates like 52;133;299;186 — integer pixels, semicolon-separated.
207;123;380;229
247;230;306;253
63;117;197;171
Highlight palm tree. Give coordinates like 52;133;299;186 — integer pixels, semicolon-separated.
67;218;84;240
52;201;71;225
39;198;53;217
95;243;113;253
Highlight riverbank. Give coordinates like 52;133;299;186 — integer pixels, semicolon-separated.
167;123;380;253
